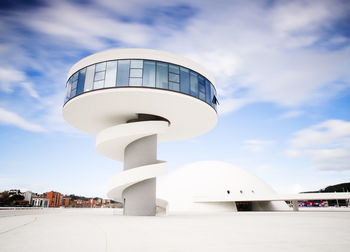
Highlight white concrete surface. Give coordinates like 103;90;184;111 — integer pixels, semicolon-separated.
1;208;350;252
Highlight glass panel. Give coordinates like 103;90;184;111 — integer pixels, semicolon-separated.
65;81;69;102
95;62;106;72
76;68;86;95
93;80;104;89
130;60;143;68
169;73;179;83
66;79;72;100
70;88;77;97
205;80;211;104
180;67;190;94
198;75;205;93
72;80;78;90
129;78;142;86
143;61;155;87
190;71;198;97
199;92;205;100
72;72;79;81
130;68;142;78
198;76;206;101
210;85;216;109
105;61;117;87
94;71;105;81
84;65;95;91
117;60;130;86
169;81;180;91
156;62;168;89
169;64;179;74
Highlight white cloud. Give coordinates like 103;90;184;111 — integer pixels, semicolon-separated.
0;68;39;99
280;110;304;119
159;0;350;113
0;0;350;132
287;120;350;171
218;97;250;115
242;139;275;152
0;107;46;132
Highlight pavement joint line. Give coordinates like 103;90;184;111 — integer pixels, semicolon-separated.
0;216;38;236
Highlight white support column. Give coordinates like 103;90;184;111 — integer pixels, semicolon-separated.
122;134;157;216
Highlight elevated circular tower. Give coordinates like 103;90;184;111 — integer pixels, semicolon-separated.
63;49;218;216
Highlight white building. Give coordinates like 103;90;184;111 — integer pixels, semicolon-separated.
32;197;49;208
63;48;350;216
24;191;33;203
63;48;218;216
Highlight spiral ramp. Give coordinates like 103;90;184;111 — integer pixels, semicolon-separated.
96;119;169;215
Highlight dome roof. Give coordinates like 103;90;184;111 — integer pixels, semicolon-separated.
157;161;288;213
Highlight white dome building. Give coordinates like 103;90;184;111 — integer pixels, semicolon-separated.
157;161;289;213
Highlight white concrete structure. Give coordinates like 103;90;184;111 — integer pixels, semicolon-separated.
158;161;350;214
158;161;289;213
63;49;218;216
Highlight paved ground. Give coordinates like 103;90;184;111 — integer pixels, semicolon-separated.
0;208;349;252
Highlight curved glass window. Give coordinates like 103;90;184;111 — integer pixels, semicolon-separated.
65;59;218;111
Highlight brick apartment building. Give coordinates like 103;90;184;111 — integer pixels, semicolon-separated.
46;191;61;207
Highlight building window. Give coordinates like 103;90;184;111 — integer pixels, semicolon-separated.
76;68;86;95
156;62;168;89
117;60;130;86
129;60;143;86
198;75;206;101
143;60;156;87
180;67;190;94
190;71;198;97
169;64;180;91
105;61;117;88
205;80;211;104
93;62;106;90
65;59;218;111
84;65;95;92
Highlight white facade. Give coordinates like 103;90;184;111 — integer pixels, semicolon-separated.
158;161;289;213
32;197;49;208
157;161;350;214
63;48;218;215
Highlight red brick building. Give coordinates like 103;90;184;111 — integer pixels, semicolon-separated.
46;191;61;207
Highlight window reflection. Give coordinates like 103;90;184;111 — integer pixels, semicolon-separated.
180;67;190;94
156;62;168;89
105;61;117;87
76;68;86;95
66;59;217;111
143;61;156;87
205;80;211;104
198;75;206;101
117;60;130;86
190;71;198;97
84;65;95;92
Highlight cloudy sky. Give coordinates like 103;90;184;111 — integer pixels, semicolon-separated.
1;0;350;197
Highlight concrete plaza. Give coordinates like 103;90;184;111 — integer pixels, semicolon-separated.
0;208;349;252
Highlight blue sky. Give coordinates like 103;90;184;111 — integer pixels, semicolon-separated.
0;0;350;197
